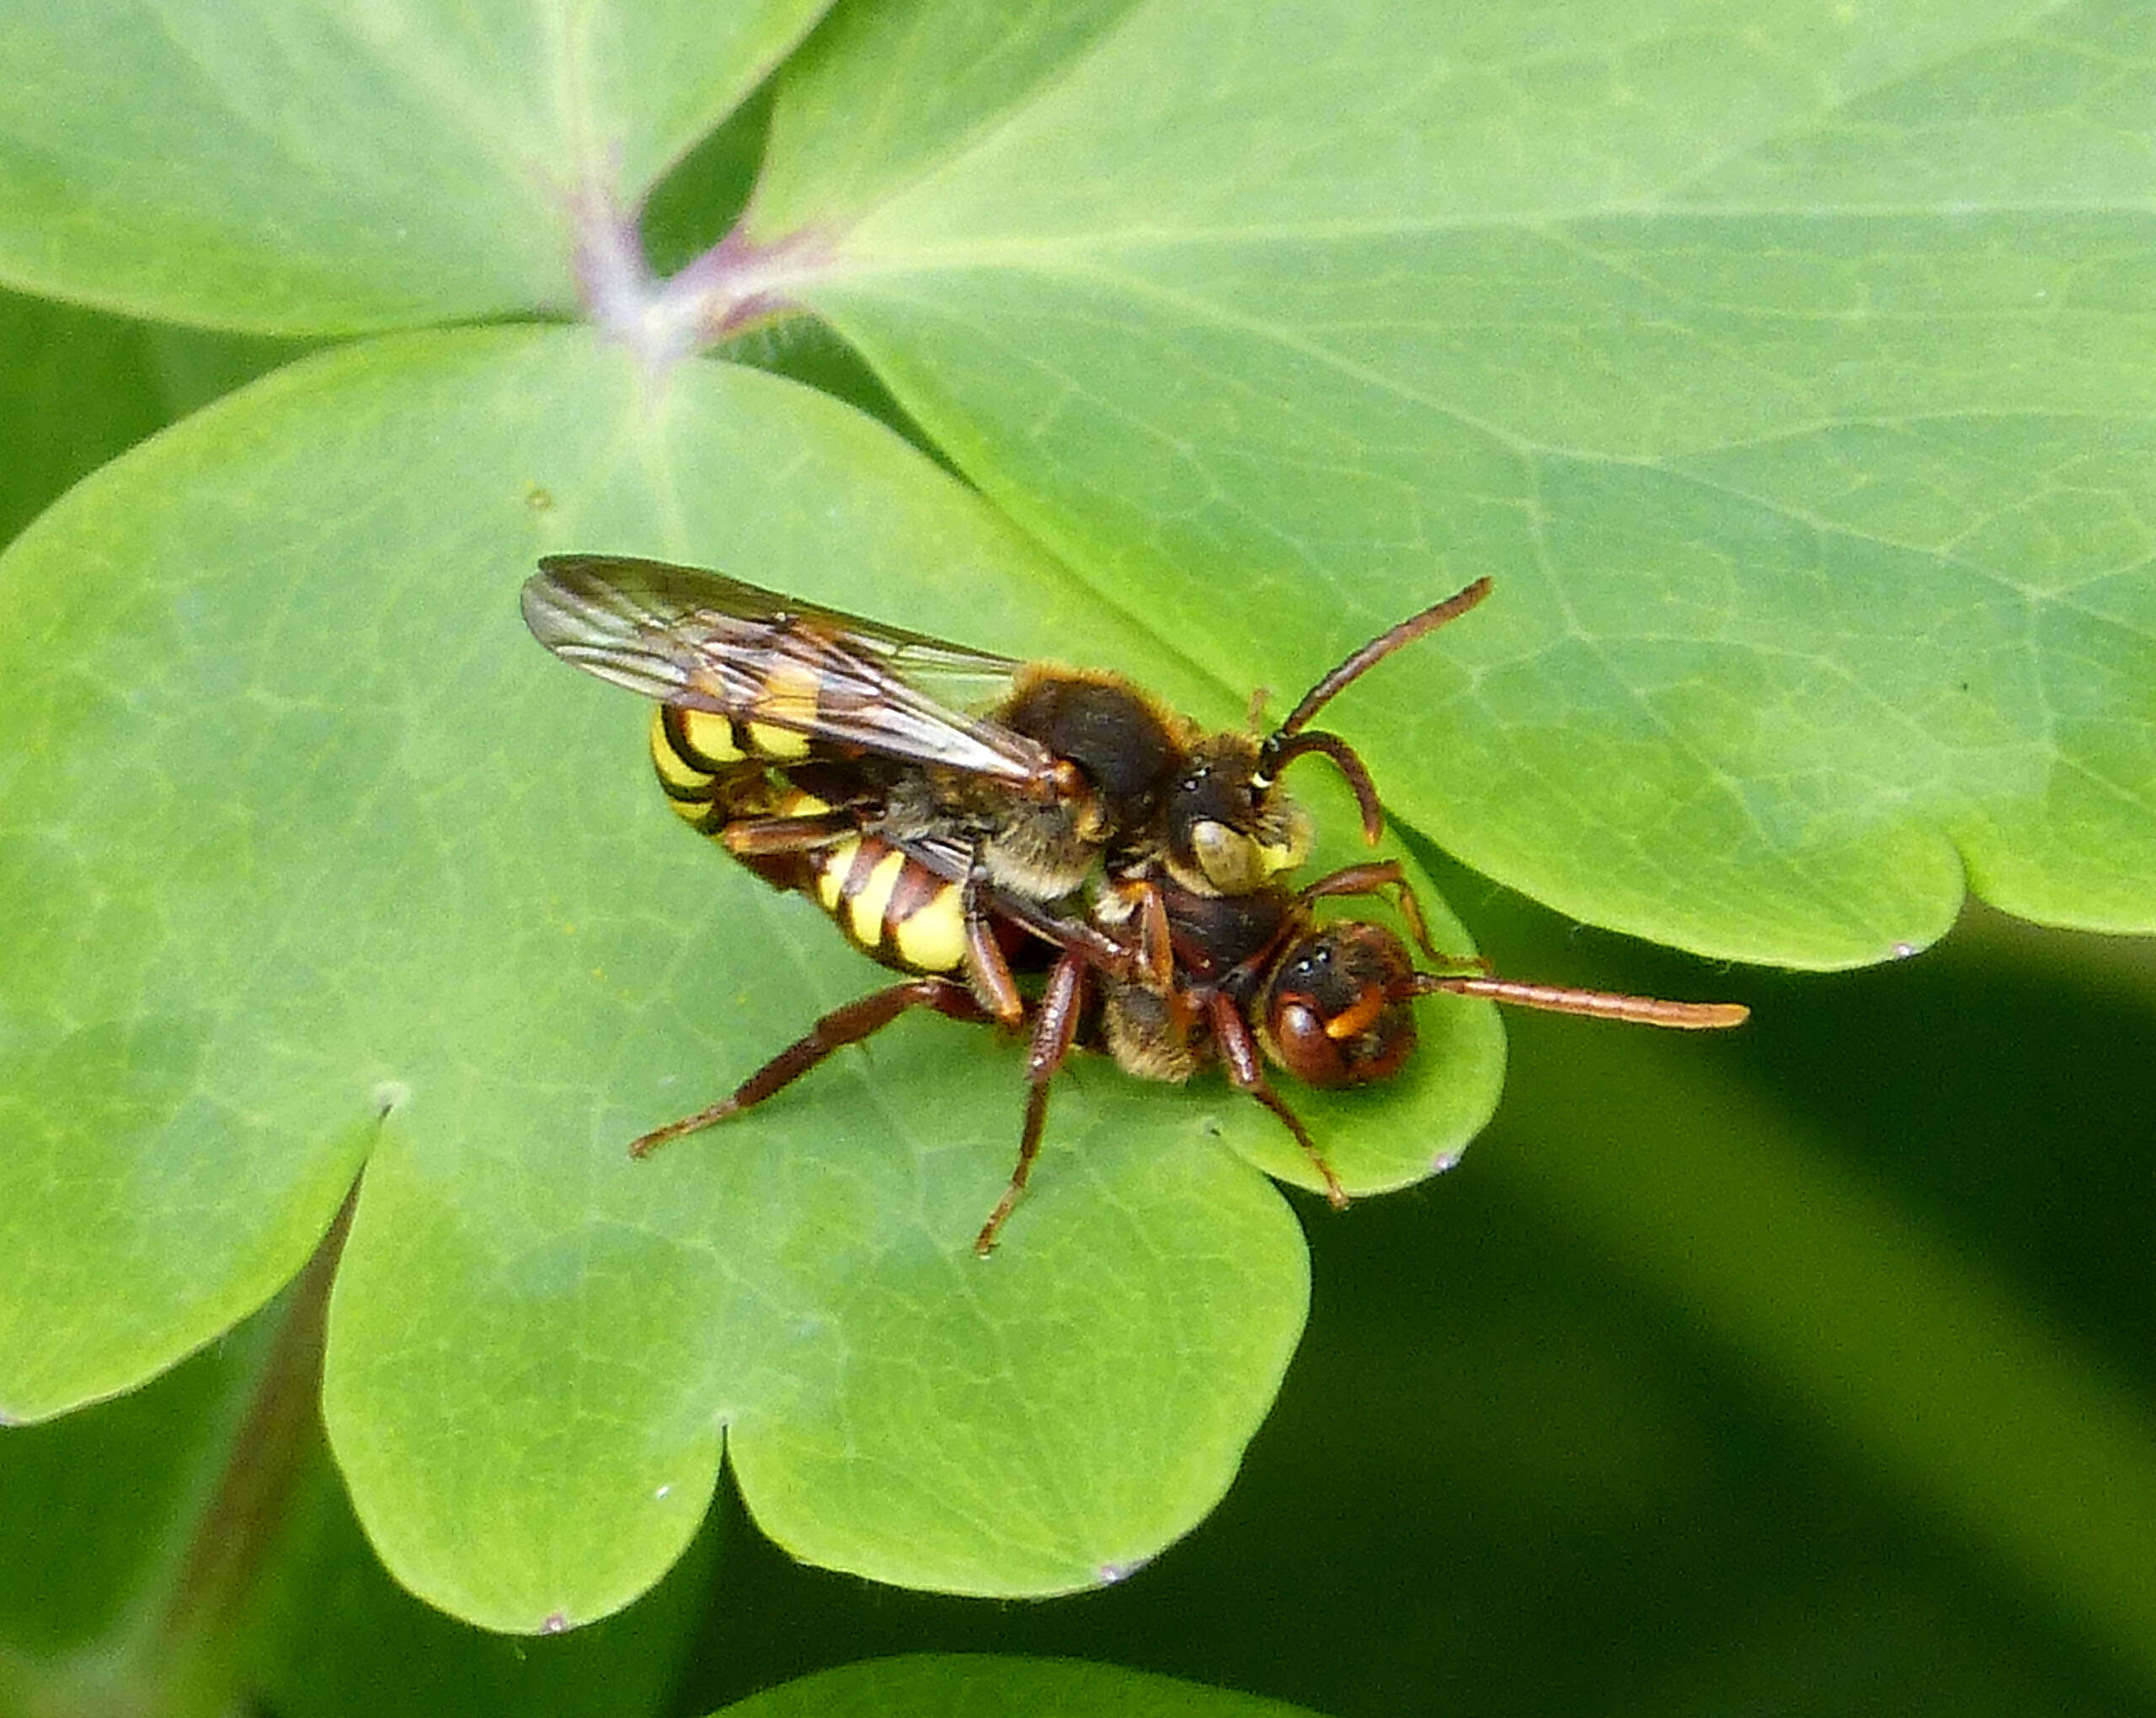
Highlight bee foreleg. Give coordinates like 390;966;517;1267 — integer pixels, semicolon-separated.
1294;861;1487;972
1205;992;1349;1209
1129;878;1175;991
627;978;994;1159
960;871;1026;1027
974;950;1088;1256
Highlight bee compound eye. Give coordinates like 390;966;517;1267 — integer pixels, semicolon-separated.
1269;995;1347;1086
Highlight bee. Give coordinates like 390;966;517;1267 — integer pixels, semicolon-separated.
522;555;1747;1251
520;553;1490;1016
1062;862;1749;1248
617;779;1749;1253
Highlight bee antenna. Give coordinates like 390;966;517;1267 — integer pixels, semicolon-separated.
1253;730;1385;843
1268;577;1492;744
1254;577;1492;838
1399;970;1751;1029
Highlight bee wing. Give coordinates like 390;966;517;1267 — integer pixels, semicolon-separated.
522;554;1059;787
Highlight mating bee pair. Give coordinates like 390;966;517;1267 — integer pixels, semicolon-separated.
523;555;1747;1253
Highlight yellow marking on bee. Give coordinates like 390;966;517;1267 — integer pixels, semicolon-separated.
747;659;822;759
650;717;713;797
817;838;862;915
1257;840;1300;877
777;789;833;819
746;721;811;760
676;706;747;766
892;887;967;973
1324;989;1386;1040
848;847;907;948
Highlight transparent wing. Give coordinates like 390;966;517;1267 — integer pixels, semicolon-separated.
522;555;1059;787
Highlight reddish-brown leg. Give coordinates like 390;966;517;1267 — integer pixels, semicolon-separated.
974;950;1089;1256
1296;860;1486;971
1206;992;1348;1208
718;810;862;855
1133;878;1175;991
628;977;995;1157
960;872;1026;1027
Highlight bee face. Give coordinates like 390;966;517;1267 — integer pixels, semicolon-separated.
1258;922;1420;1089
1161;736;1315;895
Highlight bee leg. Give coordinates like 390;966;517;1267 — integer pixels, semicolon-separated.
627;978;994;1159
1296;858;1406;902
960;871;1026;1027
1295;861;1487;972
717;810;860;856
1205;993;1349;1209
974;950;1088;1256
1132;878;1174;991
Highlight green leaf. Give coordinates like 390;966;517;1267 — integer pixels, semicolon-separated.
243;1442;716;1718
714;1655;1327;1717
13;0;2145;1662
750;0;2156;964
0;0;831;332
0;1310;274;1667
0;327;1498;1624
0;1285;715;1715
0;292;168;545
754;1;1144;233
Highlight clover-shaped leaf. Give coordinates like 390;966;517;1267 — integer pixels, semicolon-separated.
0;0;831;331
0;332;1494;1622
755;0;2156;962
2;0;2149;1648
713;1655;1327;1717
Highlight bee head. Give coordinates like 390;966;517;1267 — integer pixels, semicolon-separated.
1256;920;1420;1088
1163;734;1314;894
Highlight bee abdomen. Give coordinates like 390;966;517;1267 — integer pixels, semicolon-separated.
648;687;835;809
648;705;760;832
649;705;967;976
810;832;969;976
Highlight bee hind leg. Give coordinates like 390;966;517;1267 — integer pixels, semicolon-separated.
1204;993;1348;1208
974;951;1089;1256
628;978;994;1158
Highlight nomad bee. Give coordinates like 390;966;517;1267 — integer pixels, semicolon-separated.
521;554;1488;1016
622;846;1748;1254
522;552;1746;1252
1064;862;1748;1246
